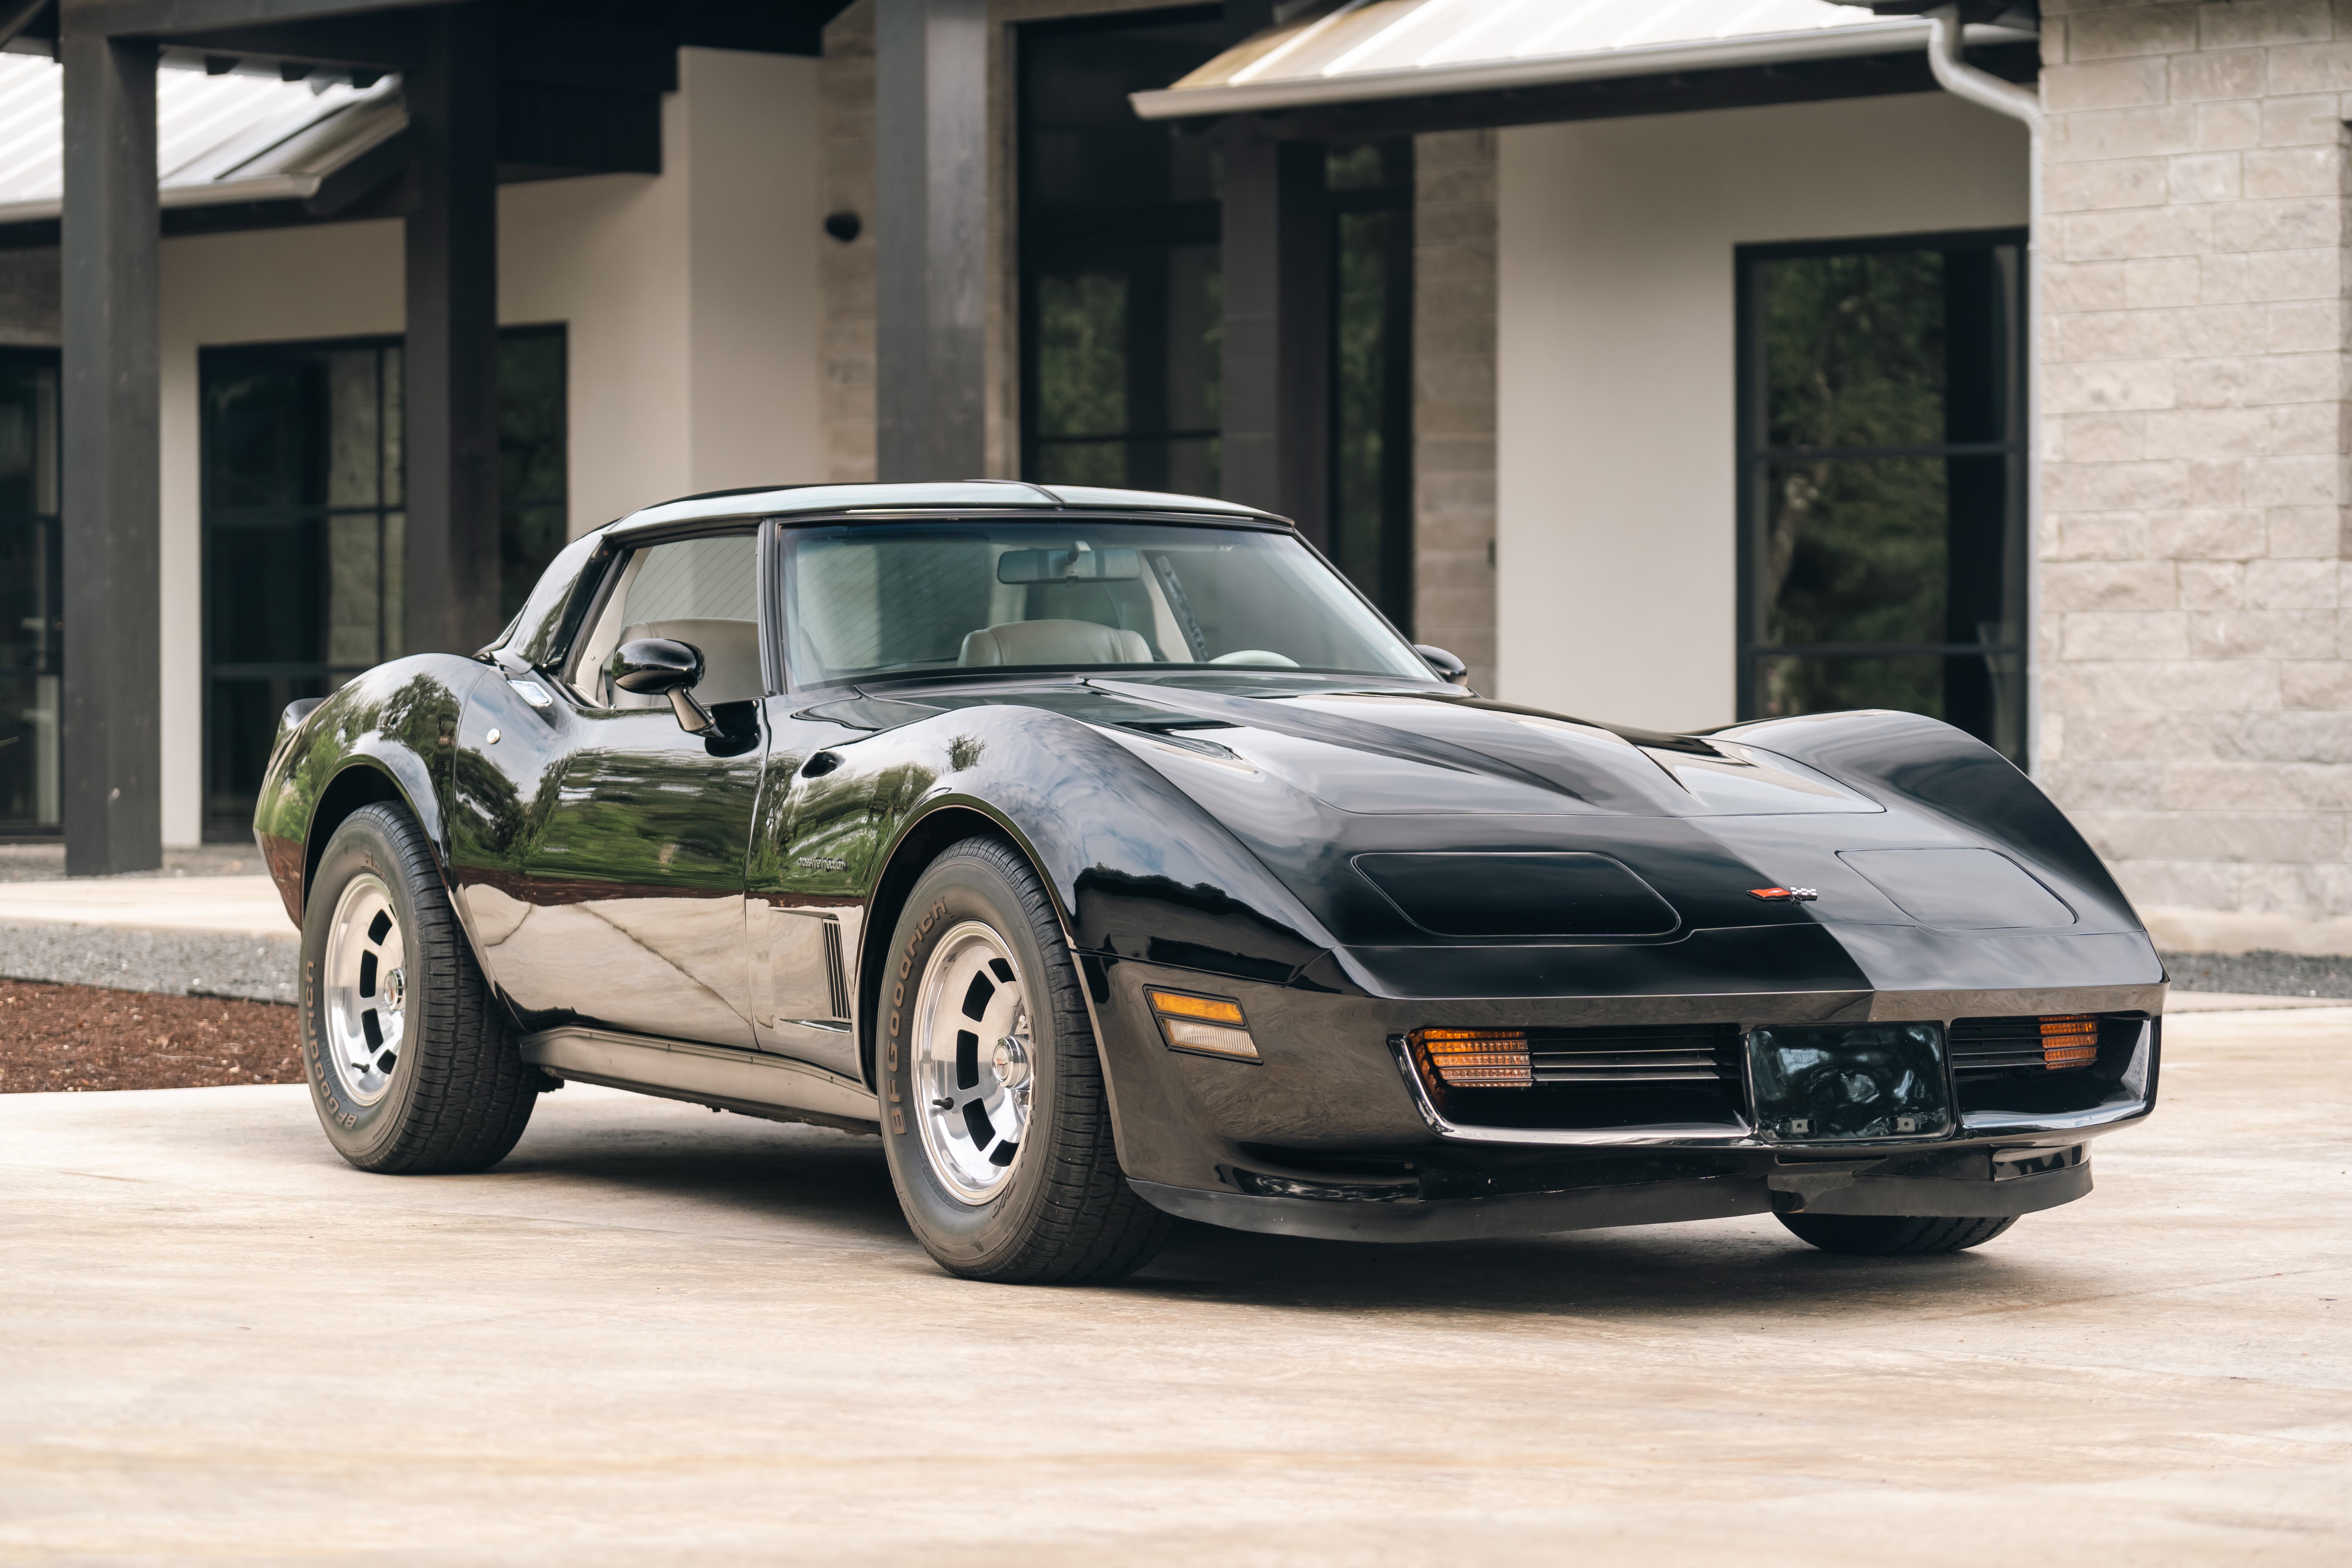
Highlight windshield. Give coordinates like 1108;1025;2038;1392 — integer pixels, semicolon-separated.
780;520;1436;686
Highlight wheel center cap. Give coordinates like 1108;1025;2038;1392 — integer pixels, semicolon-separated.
382;967;406;1013
992;1036;1030;1088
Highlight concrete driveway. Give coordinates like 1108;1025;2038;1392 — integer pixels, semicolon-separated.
4;1009;2347;1566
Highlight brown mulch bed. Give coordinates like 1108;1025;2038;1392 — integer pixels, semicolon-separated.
0;978;301;1093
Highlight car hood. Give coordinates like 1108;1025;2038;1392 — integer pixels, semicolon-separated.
860;673;1878;819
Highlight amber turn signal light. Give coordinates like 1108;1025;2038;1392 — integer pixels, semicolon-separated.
1412;1028;1532;1089
2038;1014;2099;1071
1147;989;1259;1061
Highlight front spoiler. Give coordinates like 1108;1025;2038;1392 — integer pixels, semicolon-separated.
1129;1158;2092;1244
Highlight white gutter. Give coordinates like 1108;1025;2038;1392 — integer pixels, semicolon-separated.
1924;4;2046;774
1926;6;2041;132
1131;18;2038;120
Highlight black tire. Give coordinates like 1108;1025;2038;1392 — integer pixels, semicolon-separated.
1777;1212;2018;1256
877;836;1172;1284
300;801;537;1174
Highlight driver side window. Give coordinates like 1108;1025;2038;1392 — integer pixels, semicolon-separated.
568;532;761;708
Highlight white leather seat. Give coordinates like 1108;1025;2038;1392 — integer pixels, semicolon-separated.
618;618;763;706
958;619;1152;668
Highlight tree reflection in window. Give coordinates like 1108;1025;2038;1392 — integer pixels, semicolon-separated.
1739;233;2026;763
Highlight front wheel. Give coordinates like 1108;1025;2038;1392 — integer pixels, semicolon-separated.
1777;1212;2017;1256
300;801;538;1173
877;836;1171;1283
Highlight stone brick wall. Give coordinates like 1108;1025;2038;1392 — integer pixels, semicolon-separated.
2040;0;2352;949
1413;130;1499;694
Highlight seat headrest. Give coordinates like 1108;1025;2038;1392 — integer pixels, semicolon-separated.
958;619;1153;668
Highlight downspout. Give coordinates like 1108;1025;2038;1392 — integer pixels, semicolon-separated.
1925;4;2046;773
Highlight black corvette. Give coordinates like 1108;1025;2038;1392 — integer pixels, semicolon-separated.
256;481;2162;1283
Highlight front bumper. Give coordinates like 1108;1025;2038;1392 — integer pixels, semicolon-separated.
1131;1147;2094;1244
1082;943;2156;1242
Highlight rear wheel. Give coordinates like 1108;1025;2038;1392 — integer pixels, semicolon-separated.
878;836;1171;1283
1777;1212;2017;1256
300;801;537;1173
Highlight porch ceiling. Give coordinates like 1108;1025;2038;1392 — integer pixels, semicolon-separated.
1131;0;2040;121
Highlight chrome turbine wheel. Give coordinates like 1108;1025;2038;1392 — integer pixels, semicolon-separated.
321;872;408;1106
912;920;1033;1203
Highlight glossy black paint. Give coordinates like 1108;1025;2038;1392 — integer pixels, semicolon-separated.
255;490;2165;1242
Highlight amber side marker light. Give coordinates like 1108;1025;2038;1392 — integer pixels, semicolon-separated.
1146;989;1259;1060
1412;1028;1532;1089
2040;1014;2100;1071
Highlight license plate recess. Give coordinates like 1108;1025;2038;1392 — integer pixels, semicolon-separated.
1748;1023;1951;1142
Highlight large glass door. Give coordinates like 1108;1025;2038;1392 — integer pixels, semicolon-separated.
1737;230;2029;763
1326;141;1415;634
202;338;407;839
1016;10;1418;632
201;328;568;838
1018;8;1227;495
0;348;60;836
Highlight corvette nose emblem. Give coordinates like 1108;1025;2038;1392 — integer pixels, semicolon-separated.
1748;886;1818;902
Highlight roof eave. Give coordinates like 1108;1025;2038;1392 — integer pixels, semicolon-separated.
1130;20;2038;121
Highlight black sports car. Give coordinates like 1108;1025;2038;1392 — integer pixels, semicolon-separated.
256;481;2162;1283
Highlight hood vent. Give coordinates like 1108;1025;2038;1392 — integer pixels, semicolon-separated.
1354;852;1679;938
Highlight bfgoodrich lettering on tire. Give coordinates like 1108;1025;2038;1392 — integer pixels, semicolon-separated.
300;800;537;1173
878;835;1171;1283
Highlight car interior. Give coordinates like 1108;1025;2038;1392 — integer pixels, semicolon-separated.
569;532;763;708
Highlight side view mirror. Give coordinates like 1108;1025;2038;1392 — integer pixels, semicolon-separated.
1414;644;1468;684
612;637;716;734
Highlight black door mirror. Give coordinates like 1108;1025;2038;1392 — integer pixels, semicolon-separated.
1414;644;1468;684
612;637;717;734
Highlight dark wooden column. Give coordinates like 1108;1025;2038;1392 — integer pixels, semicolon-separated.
874;0;985;481
1219;126;1328;546
403;2;500;655
59;24;161;875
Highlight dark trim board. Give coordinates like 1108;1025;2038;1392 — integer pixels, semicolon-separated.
54;0;853;57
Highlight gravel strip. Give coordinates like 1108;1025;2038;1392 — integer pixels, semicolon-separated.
0;844;270;882
2161;948;2352;999
0;921;297;1004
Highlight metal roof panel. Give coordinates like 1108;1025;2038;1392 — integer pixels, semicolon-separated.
0;52;394;224
1134;0;2035;118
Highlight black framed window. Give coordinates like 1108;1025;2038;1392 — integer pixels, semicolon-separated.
0;347;60;837
1737;229;2027;763
1018;7;1226;495
1327;141;1414;632
1016;11;1417;630
201;327;568;837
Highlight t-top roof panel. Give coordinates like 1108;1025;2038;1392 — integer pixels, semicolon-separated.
1131;0;2036;119
0;51;401;224
609;481;1289;534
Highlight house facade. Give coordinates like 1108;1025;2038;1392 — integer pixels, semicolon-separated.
2;0;2347;960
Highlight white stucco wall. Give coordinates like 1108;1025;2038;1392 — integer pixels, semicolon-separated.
1494;92;2031;729
154;47;824;843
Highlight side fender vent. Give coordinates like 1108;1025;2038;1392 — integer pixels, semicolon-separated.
823;918;850;1022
